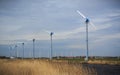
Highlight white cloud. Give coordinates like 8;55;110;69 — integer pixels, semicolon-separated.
107;10;120;17
0;25;22;32
94;33;120;43
53;24;112;40
0;22;112;43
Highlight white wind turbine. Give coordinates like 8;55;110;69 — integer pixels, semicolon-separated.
43;30;54;60
77;10;96;61
15;45;18;58
9;45;12;58
33;39;35;59
22;43;24;59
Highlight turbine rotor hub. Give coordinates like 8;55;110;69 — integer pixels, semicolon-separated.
85;18;89;23
50;32;54;36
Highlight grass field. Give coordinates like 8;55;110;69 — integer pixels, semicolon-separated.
0;59;120;75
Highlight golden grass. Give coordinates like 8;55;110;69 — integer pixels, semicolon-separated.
88;60;120;65
0;59;97;75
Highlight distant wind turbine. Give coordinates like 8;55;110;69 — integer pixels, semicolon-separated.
50;32;54;60
9;45;12;58
22;43;24;59
77;10;96;61
15;45;18;58
33;39;35;59
43;30;54;60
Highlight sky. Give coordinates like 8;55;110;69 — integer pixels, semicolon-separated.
0;0;120;57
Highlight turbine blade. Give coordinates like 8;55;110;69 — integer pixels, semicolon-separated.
42;30;50;33
89;22;97;30
76;10;86;19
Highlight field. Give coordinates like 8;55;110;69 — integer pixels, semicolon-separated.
0;59;120;75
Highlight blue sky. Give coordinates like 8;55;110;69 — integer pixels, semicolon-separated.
0;0;120;57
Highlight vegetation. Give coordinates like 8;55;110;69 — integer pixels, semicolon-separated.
0;59;96;75
0;59;120;75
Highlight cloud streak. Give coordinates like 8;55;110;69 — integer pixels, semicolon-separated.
94;33;120;43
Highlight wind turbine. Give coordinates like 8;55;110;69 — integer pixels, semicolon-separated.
50;32;54;60
43;30;54;60
33;39;35;59
15;45;18;58
77;10;96;61
9;45;12;58
22;43;24;59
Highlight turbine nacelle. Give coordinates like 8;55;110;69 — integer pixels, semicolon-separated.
50;32;54;36
33;39;35;42
22;43;24;45
85;18;89;23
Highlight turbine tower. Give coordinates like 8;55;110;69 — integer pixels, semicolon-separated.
22;43;24;59
15;45;18;58
33;39;35;59
77;10;96;61
50;32;54;60
9;46;12;58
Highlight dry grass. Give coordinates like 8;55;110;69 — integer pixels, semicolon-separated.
0;59;120;75
0;59;97;75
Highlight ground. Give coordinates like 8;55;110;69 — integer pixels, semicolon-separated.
0;59;120;75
